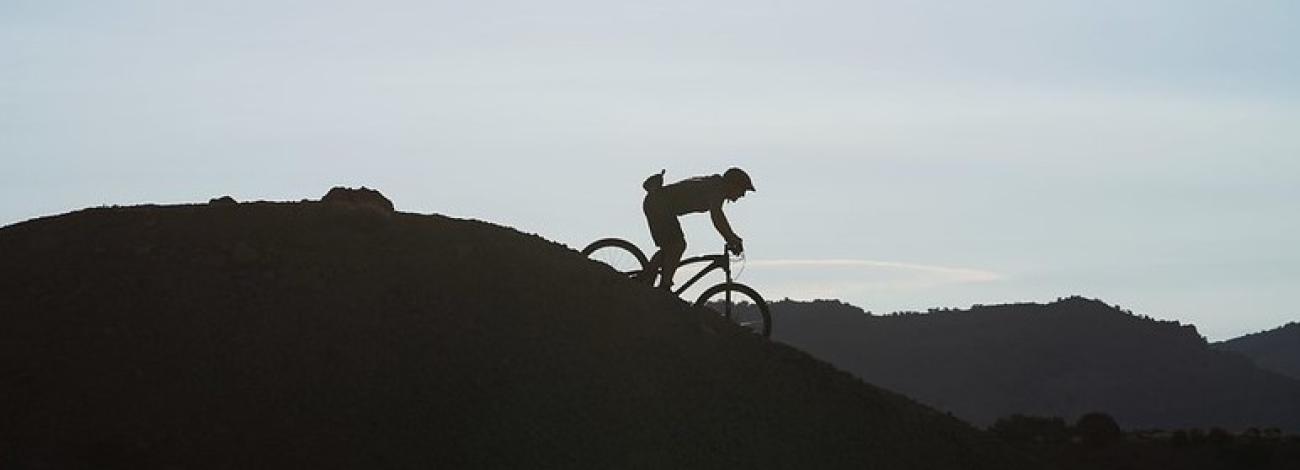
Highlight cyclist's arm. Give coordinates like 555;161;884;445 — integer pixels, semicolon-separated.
709;203;741;246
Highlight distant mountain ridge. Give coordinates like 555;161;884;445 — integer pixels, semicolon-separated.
0;198;1028;468
1216;322;1300;381
768;297;1300;432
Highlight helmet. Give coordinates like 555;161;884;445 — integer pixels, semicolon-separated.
723;167;755;192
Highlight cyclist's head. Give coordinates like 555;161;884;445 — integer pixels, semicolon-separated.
722;167;755;201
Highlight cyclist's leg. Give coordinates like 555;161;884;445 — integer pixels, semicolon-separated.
642;194;671;286
657;223;686;291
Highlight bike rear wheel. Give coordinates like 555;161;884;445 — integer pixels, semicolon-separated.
581;238;648;278
694;282;772;338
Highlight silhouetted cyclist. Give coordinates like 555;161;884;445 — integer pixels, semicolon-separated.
639;167;756;291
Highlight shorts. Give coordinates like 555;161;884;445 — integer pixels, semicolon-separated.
643;193;683;248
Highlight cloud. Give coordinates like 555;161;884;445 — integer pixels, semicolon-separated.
736;258;1005;305
748;259;1004;284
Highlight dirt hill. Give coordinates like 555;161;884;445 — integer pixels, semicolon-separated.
0;198;1027;469
768;298;1300;432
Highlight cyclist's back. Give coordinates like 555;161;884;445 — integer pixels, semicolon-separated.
647;175;726;216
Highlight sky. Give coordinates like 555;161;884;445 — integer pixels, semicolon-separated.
3;0;1298;340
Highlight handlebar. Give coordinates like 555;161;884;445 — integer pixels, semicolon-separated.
680;246;744;269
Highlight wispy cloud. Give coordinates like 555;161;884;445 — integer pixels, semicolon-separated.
748;259;1004;284
738;258;1005;304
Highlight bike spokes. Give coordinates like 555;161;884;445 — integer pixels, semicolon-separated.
585;244;645;277
694;283;772;338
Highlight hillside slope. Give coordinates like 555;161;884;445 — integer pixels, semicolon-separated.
0;200;1027;469
768;298;1300;432
1216;322;1300;381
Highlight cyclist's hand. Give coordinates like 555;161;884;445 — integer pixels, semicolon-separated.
727;238;745;255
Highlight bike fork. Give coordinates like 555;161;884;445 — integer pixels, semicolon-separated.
723;267;733;320
724;284;732;320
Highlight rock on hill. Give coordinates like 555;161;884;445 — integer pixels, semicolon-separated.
1216;322;1300;381
768;297;1300;432
0;199;1027;469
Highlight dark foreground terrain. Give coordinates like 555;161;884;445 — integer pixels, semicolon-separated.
0;197;1027;469
992;413;1300;470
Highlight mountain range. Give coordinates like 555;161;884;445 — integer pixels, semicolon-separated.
767;297;1300;432
1215;322;1300;382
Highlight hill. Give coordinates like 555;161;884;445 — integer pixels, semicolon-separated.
1216;322;1300;381
767;297;1300;432
0;195;1027;469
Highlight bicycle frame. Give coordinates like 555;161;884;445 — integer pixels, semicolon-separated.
670;246;733;297
582;237;770;337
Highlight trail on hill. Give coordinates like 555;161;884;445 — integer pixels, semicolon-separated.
0;199;1028;469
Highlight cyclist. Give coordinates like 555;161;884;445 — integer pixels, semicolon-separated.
639;167;756;291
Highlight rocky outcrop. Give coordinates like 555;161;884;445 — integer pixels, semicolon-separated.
320;186;394;212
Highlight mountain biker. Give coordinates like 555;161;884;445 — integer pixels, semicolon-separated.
639;167;755;291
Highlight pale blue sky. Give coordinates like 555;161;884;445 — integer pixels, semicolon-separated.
4;1;1298;340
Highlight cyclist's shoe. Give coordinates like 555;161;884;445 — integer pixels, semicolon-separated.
657;281;674;292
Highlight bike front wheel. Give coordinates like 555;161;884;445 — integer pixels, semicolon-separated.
694;282;772;338
581;238;648;278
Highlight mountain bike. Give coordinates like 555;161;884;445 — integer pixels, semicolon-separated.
581;238;772;338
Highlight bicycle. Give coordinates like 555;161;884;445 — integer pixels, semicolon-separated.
581;238;772;337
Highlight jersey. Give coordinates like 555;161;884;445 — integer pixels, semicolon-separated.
642;174;726;248
651;175;726;216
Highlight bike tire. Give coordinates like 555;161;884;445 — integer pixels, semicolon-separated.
694;282;772;338
581;238;649;277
